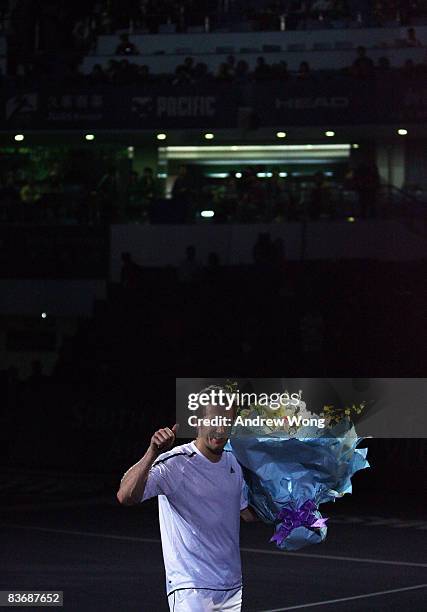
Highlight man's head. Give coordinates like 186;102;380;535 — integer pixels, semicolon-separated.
194;385;236;456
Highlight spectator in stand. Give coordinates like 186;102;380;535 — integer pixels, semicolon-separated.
216;62;233;81
351;46;375;78
127;171;143;222
136;64;151;83
308;171;330;220
134;0;150;30
311;0;333;17
172;165;195;221
253;56;271;80
193;62;210;84
182;56;195;78
373;0;398;24
271;61;289;80
114;59;137;85
377;56;391;72
115;33;139;55
72;20;93;53
20;179;41;205
267;171;286;221
89;64;108;84
252;232;277;269
172;166;192;201
254;3;279;31
234;59;249;83
2;171;18;199
297;61;311;78
401;58;416;78
237;168;266;221
172;65;194;86
226;54;236;77
105;59;119;81
46;163;64;197
95;166;118;223
353;161;380;218
404;27;422;47
204;252;221;283
140;167;158;213
94;2;116;36
20;178;41;222
1;171;19;222
120;252;142;289
178;245;200;284
217;173;238;220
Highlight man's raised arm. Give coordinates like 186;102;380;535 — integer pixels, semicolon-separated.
116;424;177;506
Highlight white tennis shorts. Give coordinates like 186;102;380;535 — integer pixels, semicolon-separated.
167;587;242;611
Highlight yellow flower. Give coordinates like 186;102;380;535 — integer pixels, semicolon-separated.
262;404;286;418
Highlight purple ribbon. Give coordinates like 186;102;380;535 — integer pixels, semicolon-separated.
270;500;328;545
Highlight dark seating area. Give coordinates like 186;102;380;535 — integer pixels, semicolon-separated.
2;258;424;475
51;259;427;379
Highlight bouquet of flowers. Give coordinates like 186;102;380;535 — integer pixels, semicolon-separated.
226;391;370;551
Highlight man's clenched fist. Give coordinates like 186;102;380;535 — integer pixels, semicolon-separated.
151;424;178;453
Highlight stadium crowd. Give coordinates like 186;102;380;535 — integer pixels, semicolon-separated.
0;155;391;225
3;1;427;75
32;0;427;44
81;42;426;87
4;42;426;84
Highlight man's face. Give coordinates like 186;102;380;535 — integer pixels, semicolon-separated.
198;403;235;455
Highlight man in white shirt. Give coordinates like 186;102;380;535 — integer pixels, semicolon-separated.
117;387;258;611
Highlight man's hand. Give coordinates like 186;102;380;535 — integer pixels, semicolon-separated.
150;424;178;453
117;423;178;505
240;506;260;522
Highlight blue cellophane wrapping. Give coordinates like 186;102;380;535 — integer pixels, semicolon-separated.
226;419;370;551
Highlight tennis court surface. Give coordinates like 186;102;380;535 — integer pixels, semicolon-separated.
0;470;426;611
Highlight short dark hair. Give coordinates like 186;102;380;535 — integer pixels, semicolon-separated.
195;384;236;417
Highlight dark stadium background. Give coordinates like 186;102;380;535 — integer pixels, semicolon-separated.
0;1;426;610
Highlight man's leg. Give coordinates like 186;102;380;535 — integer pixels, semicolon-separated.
167;588;214;612
167;588;242;612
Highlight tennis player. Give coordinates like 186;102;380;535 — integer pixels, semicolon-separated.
117;390;258;611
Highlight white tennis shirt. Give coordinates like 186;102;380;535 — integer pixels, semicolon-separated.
141;441;248;596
